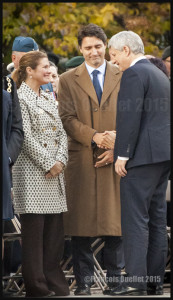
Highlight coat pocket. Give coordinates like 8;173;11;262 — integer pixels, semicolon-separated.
148;124;170;163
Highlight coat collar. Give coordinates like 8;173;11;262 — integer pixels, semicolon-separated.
74;61;121;107
18;82;57;118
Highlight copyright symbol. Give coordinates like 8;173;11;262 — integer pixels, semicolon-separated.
84;276;90;283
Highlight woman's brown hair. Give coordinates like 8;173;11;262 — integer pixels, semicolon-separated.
11;51;48;88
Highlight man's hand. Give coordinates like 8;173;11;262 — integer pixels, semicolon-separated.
45;161;64;179
98;131;116;149
115;159;127;177
95;150;114;168
92;133;105;146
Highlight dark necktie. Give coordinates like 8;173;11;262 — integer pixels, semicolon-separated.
92;70;102;104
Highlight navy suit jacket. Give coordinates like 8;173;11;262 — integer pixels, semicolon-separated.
3;90;14;219
114;59;170;169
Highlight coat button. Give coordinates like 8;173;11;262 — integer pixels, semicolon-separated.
52;126;56;131
93;108;98;112
44;143;47;148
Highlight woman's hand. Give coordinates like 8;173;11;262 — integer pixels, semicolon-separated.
45;161;64;179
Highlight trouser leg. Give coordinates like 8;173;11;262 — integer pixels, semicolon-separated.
103;236;124;287
43;214;69;296
20;214;51;297
120;162;170;290
147;162;170;286
71;236;94;287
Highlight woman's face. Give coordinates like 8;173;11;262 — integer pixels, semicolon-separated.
49;66;59;93
30;57;51;85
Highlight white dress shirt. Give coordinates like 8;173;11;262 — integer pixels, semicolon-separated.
85;60;106;90
118;56;146;161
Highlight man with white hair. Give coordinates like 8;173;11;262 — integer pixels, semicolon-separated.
108;31;170;296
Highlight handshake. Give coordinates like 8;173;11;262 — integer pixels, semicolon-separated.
92;130;116;150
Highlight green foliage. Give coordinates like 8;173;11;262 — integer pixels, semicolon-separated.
3;2;170;67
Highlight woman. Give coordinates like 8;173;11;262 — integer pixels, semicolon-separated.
12;51;69;297
49;61;59;102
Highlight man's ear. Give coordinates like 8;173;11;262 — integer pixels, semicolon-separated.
79;47;83;54
123;46;131;57
11;53;16;63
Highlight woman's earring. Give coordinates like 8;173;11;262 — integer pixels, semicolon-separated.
30;76;32;79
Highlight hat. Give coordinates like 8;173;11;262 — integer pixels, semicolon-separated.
12;36;39;52
47;52;59;65
162;46;170;60
65;56;85;69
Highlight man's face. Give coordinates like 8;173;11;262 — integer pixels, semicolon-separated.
109;47;117;64
163;56;171;77
79;36;106;68
108;47;130;71
12;51;26;69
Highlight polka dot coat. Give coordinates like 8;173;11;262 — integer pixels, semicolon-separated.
12;82;68;214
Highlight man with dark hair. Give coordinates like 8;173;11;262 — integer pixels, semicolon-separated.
58;23;124;296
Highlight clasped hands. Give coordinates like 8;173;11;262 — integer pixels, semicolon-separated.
45;161;64;179
92;131;116;168
93;131;116;150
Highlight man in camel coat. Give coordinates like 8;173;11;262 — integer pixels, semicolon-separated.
58;23;124;296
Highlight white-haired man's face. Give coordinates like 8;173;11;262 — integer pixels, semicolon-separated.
108;46;131;71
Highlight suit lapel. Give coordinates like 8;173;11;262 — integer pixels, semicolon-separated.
74;62;121;107
75;63;99;106
101;62;121;107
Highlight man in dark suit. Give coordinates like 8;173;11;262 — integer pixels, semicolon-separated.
108;31;170;296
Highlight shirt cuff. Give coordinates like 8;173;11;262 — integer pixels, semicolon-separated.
118;156;129;161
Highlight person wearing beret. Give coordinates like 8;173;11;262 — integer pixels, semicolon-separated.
11;36;53;92
65;56;85;70
162;46;171;79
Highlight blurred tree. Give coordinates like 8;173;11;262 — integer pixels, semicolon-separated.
3;2;170;72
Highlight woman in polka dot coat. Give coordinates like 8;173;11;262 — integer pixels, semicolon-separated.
12;51;69;297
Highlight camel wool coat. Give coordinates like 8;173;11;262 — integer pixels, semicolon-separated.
58;61;122;236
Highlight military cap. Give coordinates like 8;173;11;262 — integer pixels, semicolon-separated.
12;36;39;52
162;46;170;60
65;56;85;68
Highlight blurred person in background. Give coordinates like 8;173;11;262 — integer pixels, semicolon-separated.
49;61;59;102
10;36;53;92
11;51;69;297
162;46;171;79
148;57;169;77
